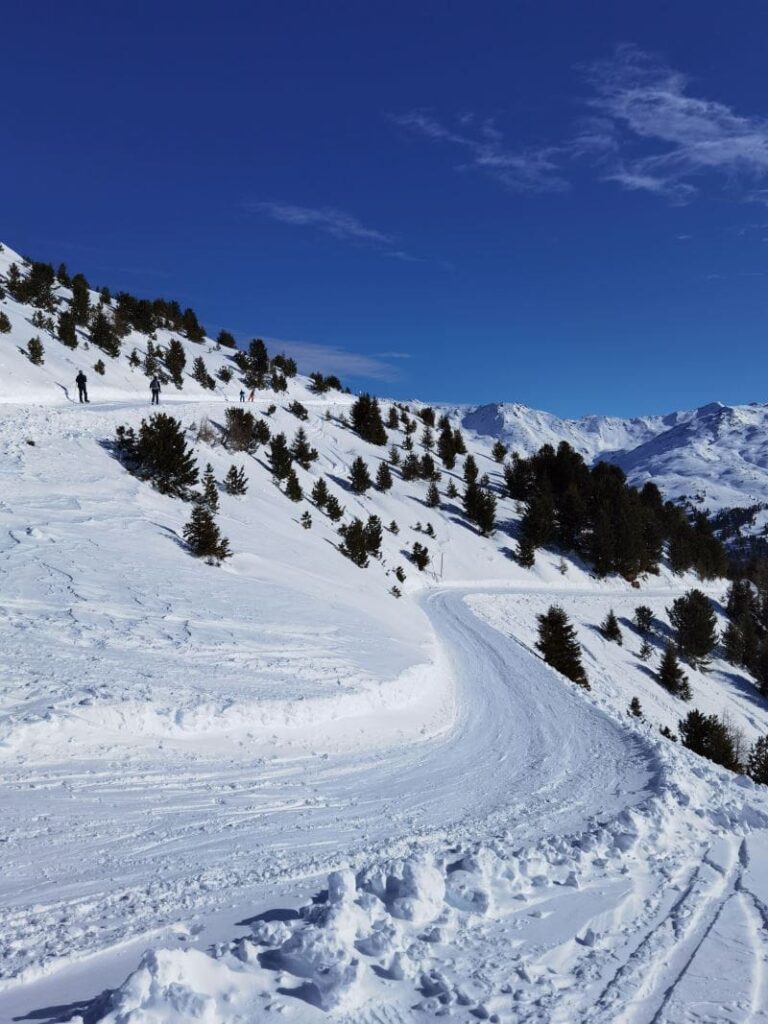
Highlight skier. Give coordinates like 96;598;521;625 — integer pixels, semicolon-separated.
75;370;89;404
149;377;161;405
239;388;246;402
247;387;256;402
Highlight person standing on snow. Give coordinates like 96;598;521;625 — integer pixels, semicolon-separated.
239;388;246;402
75;370;89;403
149;377;161;405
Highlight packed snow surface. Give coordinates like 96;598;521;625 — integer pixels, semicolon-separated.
2;241;768;1022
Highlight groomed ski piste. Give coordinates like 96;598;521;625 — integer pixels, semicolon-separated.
2;242;768;1022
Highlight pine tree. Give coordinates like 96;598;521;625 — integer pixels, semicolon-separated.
678;709;741;772
0;311;10;334
182;307;206;342
285;469;303;502
491;440;508;463
421;426;434;450
90;308;120;357
364;515;383;556
463;454;479;484
183;504;231;563
376;462;393;492
349;456;372;494
600;609;623;644
657;642;691;699
325;495;345;522
424;522;435;537
93;359;105;375
516;535;536;568
722;620;745;665
638;637;653;661
217;366;233;384
57;310;77;348
126;413;199;496
269;433;292;479
350;394;387;445
225;408;256;452
747;735;768;784
224;464;248;495
634;605;654;635
668;590;718;667
438;426;456;469
289;400;309;421
128;348;141;368
411;541;430;571
446;480;459;499
311;478;330;507
401;453;420;481
27;336;44;365
339;518;369;567
388;444;401;467
426;481;440;508
389;520;399;535
198;463;220;513
192;356;215;390
217;329;237;349
70;274;90;326
536;606;589;688
394;565;406;582
143;340;159;376
291;427;318;469
474;489;496;536
387;406;400;429
402;435;414;452
165;339;186;387
301;510;312;529
452;429;467;455
628;697;643;718
254;419;271;446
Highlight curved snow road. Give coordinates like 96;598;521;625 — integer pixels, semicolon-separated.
0;588;659;1015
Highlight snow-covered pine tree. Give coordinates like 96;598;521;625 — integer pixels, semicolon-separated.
634;605;654;634
426;481;440;508
376;462;393;492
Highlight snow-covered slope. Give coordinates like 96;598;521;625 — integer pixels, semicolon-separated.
2;239;768;1023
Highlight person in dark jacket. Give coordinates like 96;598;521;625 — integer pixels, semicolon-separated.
149;377;161;404
75;371;89;403
239;388;246;402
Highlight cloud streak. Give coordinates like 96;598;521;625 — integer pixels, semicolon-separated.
390;110;568;193
265;337;402;383
252;202;392;244
582;45;768;201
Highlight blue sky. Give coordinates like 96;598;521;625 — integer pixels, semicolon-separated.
5;1;768;417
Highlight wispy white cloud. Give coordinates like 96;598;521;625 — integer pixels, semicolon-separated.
252;202;392;244
582;45;768;202
265;337;402;382
390;110;568;193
